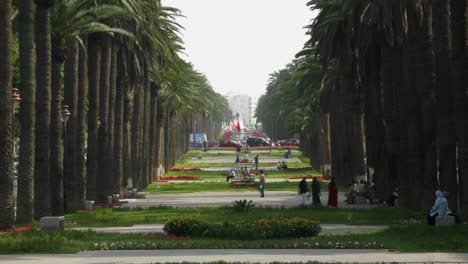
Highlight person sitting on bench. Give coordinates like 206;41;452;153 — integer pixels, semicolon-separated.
226;169;236;182
427;190;459;225
282;161;288;170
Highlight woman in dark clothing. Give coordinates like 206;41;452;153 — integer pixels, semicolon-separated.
298;176;309;205
327;177;338;207
312;177;321;205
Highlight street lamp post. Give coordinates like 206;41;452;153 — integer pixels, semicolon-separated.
12;88;21;159
62;105;71;169
12;88;21;200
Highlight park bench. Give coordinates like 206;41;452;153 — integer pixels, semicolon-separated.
435;215;455;226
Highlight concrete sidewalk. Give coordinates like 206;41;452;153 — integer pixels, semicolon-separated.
2;249;468;263
70;224;387;234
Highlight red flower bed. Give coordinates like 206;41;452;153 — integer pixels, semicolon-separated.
139;234;188;240
170;167;202;171
0;226;34;233
160;175;201;181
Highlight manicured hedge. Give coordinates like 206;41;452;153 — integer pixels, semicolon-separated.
164;217;321;239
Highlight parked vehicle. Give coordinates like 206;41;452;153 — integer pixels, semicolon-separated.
246;137;271;147
190;133;208;148
278;139;300;147
218;139;239;148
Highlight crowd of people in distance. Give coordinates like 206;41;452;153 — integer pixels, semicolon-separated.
298;176;338;207
344;179;375;204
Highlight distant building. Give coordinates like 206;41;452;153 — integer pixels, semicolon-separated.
225;93;252;128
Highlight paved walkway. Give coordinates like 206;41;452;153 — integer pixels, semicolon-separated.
190;156;302;163
70;224;387;234
123;191;383;209
2;249;468;263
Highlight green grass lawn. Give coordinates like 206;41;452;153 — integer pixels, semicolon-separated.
145;181;329;194
65;206;423;228
3;207;468;253
163;169;322;180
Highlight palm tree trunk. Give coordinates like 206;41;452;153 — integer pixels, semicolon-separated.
16;0;36;224
113;52;124;195
451;0;468;218
63;38;79;213
131;82;142;189
415;4;439;212
86;35;101;201
50;53;65;216
155;102;165;180
123;92;132;190
97;35;112;203
34;0;53;219
0;0;15;228
108;41;117;195
379;44;404;203
433;0;457;207
149;87;158;182
76;37;88;208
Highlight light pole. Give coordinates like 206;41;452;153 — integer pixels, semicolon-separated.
62;105;71;168
12;88;21;200
12;88;21;159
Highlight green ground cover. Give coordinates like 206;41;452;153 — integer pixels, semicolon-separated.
65;207;422;228
2;222;468;253
145;181;328;194
177;162;309;168
163;169;322;180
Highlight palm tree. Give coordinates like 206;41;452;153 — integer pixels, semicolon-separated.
432;0;457;207
16;0;35;224
451;0;468;218
34;0;54;219
76;36;88;210
86;33;101;201
63;38;79;213
97;35;112;203
0;0;15;228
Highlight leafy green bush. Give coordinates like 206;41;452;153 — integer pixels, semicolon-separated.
163;217;209;236
231;200;256;212
164;217;321;239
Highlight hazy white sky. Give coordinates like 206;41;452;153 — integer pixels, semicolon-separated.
162;0;312;97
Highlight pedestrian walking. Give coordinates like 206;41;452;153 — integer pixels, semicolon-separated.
298;176;309;206
259;170;266;197
312;177;321;206
254;154;259;170
203;140;207;152
327;177;338;207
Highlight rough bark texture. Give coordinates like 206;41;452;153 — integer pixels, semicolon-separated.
97;36;112;202
50;57;64;216
64;38;79;213
76;37;88;208
86;35;101;201
113;52;124;195
17;0;36;224
433;0;457;206
452;0;468;218
0;0;15;228
34;0;53;219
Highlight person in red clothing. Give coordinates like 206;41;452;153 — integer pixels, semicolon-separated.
327;177;338;207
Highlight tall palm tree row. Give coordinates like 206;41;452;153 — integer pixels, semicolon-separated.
256;0;468;217
0;0;229;228
0;0;15;229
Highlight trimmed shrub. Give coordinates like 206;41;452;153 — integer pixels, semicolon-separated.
164;217;321;239
163;217;209;236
